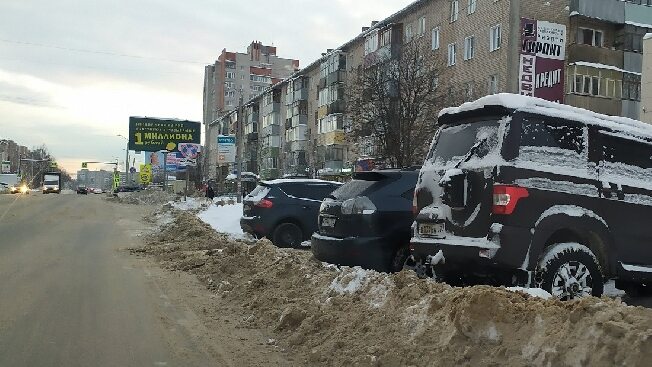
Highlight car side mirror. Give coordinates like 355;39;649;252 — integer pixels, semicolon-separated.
439;169;467;210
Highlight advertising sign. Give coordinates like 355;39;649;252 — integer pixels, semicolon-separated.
217;135;236;164
1;161;10;174
519;18;566;103
139;164;152;184
128;117;200;152
113;171;121;189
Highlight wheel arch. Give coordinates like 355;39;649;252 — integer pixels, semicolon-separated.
272;216;307;239
527;209;615;276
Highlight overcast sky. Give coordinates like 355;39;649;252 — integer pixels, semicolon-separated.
0;0;415;176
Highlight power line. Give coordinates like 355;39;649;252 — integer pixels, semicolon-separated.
0;38;208;65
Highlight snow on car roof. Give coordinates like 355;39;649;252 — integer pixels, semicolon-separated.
439;93;652;139
262;178;341;185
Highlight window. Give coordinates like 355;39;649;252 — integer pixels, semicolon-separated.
418;17;426;35
224;90;235;97
404;24;413;42
447;43;456;66
464;82;474;101
364;31;379;55
490;24;501;51
431;27;440;50
225;71;236;79
380;29;392;47
464;36;475;60
519;117;586;167
623;73;641;101
468;0;477;14
578;28;603;47
226;100;234;107
601;134;652;170
488;74;499;94
450;0;459;22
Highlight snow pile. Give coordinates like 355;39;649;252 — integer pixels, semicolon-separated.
106;190;175;205
131;210;652;367
197;202;246;239
169;197;206;211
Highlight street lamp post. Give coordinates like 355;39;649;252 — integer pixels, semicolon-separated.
117;134;129;185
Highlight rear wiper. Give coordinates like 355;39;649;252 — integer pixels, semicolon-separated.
454;136;489;169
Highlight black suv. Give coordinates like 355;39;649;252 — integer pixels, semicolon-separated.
411;93;652;300
240;179;341;247
312;169;418;272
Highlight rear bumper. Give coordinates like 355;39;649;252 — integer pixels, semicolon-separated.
311;233;394;272
240;216;268;237
410;225;532;283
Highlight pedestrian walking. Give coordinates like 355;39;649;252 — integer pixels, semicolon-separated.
205;181;215;202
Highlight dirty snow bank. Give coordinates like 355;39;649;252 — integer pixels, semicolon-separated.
133;211;652;367
105;190;175;205
197;202;246;239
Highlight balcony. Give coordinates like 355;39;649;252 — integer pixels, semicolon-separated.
317;130;346;146
262;102;280;114
294;88;308;101
261;124;280;137
568;43;623;68
327;70;346;85
246;132;258;142
570;0;624;24
328;100;345;115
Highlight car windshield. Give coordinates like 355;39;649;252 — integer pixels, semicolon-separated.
428;120;501;167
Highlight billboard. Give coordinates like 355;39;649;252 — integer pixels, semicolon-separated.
144;151;187;172
519;18;566;103
1;161;10;174
217;135;236;164
128;117;200;152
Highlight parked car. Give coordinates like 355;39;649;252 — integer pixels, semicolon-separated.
76;185;88;195
410;93;652;300
114;185;142;193
240;179;341;247
311;169;419;272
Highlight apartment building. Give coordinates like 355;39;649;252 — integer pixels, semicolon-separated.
205;0;652;181
641;34;652;123
202;41;299;178
0;139;29;174
566;0;652;119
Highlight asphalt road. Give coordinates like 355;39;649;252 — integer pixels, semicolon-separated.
0;192;216;367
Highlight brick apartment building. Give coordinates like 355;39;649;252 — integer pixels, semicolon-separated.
205;0;652;181
0;139;29;174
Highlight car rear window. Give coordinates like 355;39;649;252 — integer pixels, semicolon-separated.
280;183;337;201
330;173;394;200
245;185;270;201
428;120;500;167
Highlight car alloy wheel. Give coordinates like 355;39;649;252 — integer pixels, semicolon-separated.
536;242;603;300
273;223;303;248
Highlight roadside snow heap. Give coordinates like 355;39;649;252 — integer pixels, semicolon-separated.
105;190;176;205
133;208;652;366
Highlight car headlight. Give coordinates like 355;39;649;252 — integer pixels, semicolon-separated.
20;185;28;193
319;198;333;213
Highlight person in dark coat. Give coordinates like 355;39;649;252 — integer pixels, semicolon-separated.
205;181;215;201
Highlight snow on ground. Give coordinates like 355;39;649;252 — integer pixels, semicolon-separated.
604;279;626;297
506;287;553;299
170;197;205;211
197;202;246;239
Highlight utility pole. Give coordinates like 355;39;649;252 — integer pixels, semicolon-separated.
163;151;168;193
236;91;244;203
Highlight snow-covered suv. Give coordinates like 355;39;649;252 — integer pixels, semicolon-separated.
410;93;652;300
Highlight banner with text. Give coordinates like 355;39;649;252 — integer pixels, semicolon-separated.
519;18;566;103
128;117;200;152
217;135;236;164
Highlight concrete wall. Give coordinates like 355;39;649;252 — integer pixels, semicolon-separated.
570;0;624;24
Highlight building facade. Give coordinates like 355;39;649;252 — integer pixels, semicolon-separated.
205;0;652;181
641;34;652;123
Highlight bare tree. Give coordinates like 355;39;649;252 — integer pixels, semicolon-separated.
346;37;445;168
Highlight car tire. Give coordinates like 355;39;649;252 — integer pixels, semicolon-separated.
272;222;303;248
389;245;410;273
536;242;603;300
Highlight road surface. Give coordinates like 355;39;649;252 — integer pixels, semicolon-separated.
0;192;218;367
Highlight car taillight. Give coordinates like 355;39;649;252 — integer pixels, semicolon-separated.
412;189;420;216
492;185;529;215
256;198;273;208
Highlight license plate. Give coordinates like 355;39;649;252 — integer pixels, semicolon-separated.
418;223;444;237
322;216;336;227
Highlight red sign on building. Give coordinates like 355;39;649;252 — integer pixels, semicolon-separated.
519;18;566;103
